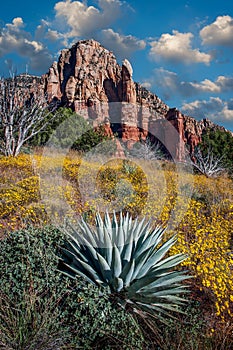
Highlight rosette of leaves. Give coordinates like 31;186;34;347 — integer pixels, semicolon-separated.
59;212;191;322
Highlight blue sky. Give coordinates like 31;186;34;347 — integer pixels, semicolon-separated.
0;0;233;131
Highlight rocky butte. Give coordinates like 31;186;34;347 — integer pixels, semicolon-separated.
8;39;229;160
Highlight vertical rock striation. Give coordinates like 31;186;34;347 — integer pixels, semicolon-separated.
5;39;228;160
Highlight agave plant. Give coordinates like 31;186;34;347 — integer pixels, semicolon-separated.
59;212;191;322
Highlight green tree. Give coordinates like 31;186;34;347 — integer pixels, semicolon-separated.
200;128;233;174
30;107;115;154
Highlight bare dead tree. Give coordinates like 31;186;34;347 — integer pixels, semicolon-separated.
129;137;165;160
190;146;225;178
0;76;57;156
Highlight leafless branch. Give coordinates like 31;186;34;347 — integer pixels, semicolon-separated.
0;76;58;156
128;137;165;160
190;146;225;178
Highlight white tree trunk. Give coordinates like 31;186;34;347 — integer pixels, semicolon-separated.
0;76;58;156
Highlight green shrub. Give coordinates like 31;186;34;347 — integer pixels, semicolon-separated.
0;226;144;349
29;107;113;154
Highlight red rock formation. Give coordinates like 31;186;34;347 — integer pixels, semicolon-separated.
165;108;186;161
42;40;231;160
46;62;62;101
3;39;229;161
41;39;172;156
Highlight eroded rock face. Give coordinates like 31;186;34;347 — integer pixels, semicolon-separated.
46;40;122;110
9;39;228;160
43;39;170;149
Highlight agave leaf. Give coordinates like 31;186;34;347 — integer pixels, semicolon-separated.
123;212;134;243
129;269;190;294
128;275;158;294
121;240;135;265
125;216;138;243
63;231;100;268
134;221;152;246
59;264;96;285
116;225;125;253
61;246;89;266
155;295;188;304
122;218;145;261
118;218;124;246
141;271;192;291
57;267;76;280
101;226;112;248
65;253;99;279
76;238;101;271
137;253;187;280
112;212;120;246
133;255;158;281
133;292;188;305
133;226;164;260
132;302;179;324
95;212;104;229
111;276;124;292
143;235;177;270
131;246;155;281
95;212;105;246
123;217;142;250
101;227;113;265
149;302;184;313
133;220;151;248
120;259;135;287
153;253;187;269
78;220;98;247
138;285;190;297
64;222;80;240
135;301;183;315
62;227;81;250
111;244;122;278
61;260;103;286
96;251;113;283
112;212;118;229
104;211;113;235
123;212;129;232
103;246;113;268
65;239;99;266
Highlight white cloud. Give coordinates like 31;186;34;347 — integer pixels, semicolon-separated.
46;29;64;42
52;1;145;59
11;17;24;28
189;76;233;93
35;20;50;41
149;30;212;65
181;97;233;122
141;81;152;89
189;79;220;93
54;0;124;38
0;18;53;72
149;68;189;99
143;68;233;100
200;15;233;47
99;28;146;58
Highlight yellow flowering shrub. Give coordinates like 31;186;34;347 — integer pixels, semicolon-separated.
0;152;232;321
171;199;233;320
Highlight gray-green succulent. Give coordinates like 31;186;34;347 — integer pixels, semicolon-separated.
59;212;191;322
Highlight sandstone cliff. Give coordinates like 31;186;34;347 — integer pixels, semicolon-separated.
42;39;171;152
3;39;228;160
